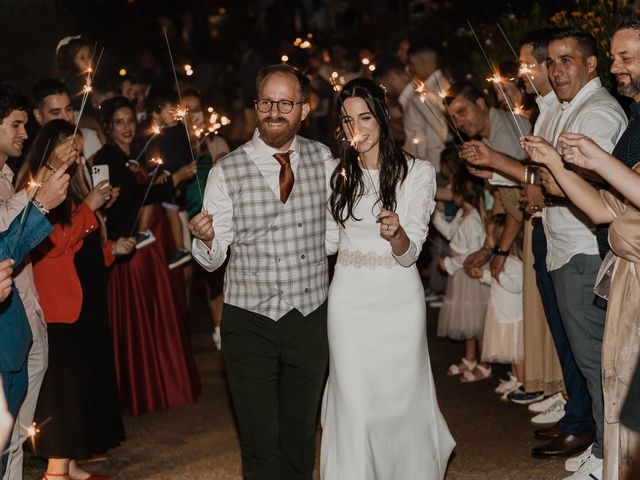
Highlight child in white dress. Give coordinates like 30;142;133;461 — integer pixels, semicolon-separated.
432;172;490;382
469;213;524;398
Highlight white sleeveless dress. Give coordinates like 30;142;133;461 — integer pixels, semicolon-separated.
321;159;455;480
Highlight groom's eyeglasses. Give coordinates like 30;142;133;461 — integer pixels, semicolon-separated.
254;99;305;114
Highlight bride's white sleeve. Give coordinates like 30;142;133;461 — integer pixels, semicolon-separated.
325;157;340;256
393;160;437;267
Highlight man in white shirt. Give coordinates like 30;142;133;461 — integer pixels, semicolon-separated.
459;28;600;469
533;29;627;479
189;64;333;480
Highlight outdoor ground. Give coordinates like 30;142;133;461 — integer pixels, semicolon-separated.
24;274;568;480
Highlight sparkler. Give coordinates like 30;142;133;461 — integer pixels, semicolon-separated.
411;79;465;146
162;27;203;201
10;140;52;259
0;417;52;456
496;22;543;102
73;46;104;138
339;167;348;184
467;20;525;139
128;157;165;238
118;125;162;188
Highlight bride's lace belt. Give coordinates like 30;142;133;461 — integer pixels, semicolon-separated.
336;249;398;269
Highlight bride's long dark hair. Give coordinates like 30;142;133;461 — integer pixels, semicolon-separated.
329;78;410;226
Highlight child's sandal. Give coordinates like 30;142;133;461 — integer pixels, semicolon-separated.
447;358;477;376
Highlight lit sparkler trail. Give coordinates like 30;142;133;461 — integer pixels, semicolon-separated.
411;79;465;146
349;132;368;149
467;20;525;139
11;140;52;259
162;27;203;201
73;46;104;138
0;417;52;456
337;100;382;209
128;157;165;238
340;167;348;184
496;22;543;102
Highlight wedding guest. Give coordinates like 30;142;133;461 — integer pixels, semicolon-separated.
0;84;75;480
432;170;490;382
469;213;524;399
94;96;200;416
182;89;230;350
15;120;116;480
523;132;640;480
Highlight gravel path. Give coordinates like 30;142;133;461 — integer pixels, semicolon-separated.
24;277;567;479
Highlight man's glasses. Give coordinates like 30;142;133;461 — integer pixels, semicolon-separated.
254;98;305;114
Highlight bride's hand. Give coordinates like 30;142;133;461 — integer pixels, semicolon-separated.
377;209;403;241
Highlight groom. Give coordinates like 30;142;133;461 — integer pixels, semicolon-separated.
189;64;334;480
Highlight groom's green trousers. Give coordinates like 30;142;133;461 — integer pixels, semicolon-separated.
221;302;329;480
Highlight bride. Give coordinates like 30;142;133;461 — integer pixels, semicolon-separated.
321;77;455;479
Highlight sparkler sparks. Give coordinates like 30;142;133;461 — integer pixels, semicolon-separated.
162;26;203;201
411;79;465;146
349;132;368;149
340;167;348;183
467;20;526;140
496;22;543;103
173;106;188;122
512;104;525;116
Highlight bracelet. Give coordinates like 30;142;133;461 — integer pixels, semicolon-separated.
44;163;57;173
492;246;509;257
32;198;49;214
523;165;529;184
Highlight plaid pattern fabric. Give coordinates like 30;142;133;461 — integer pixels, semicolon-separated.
220;136;329;320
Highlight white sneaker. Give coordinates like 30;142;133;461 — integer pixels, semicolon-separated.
528;392;566;413
499;382;523;402
565;444;593;473
531;400;565;425
562;454;602;479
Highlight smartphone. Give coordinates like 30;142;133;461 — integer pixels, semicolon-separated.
91;164;109;187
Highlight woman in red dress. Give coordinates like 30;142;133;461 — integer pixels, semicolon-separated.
94;97;200;415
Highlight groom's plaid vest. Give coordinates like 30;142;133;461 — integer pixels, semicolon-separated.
219;136;329;320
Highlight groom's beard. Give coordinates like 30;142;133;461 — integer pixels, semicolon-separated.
258;116;301;149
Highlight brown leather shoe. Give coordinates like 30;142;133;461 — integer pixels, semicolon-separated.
534;424;563;440
531;431;596;458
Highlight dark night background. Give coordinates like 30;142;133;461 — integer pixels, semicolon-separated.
0;0;603;90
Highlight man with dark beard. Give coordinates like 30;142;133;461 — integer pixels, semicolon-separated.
610;18;640;169
189;64;334;480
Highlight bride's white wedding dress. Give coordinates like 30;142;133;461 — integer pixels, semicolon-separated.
321;159;455;480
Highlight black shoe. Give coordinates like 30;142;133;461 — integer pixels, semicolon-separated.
168;249;192;269
531;431;595;459
534;424;562;441
507;386;544;405
135;229;156;249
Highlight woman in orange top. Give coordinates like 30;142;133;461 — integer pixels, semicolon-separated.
16;120;134;480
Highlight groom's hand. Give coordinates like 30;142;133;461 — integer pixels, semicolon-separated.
189;210;215;248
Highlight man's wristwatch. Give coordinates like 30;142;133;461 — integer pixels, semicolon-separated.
492;246;509;257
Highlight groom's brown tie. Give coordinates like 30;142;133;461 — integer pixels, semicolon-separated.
273;150;294;203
